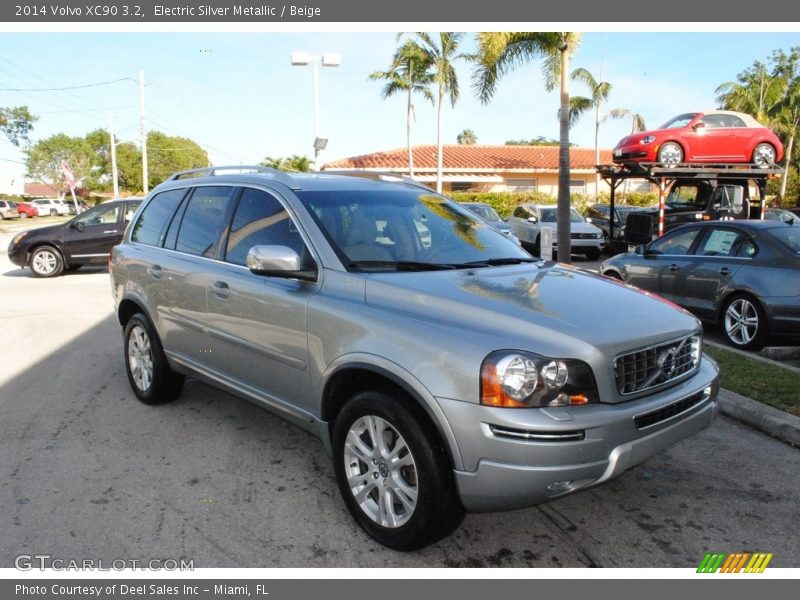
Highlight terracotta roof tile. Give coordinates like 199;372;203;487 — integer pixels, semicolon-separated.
323;145;612;171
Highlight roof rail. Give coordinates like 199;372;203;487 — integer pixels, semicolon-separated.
320;169;432;191
166;165;301;190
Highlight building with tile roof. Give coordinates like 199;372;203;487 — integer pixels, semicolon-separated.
323;144;633;196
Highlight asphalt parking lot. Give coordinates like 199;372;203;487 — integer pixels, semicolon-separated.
1;228;799;568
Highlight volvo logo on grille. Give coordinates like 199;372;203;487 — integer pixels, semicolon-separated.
658;348;678;378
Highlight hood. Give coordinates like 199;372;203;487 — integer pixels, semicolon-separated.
19;222;70;240
487;219;513;233
365;263;700;364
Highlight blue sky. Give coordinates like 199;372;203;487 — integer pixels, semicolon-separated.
2;31;800;179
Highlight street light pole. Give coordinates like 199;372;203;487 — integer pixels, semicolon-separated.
291;52;341;170
139;69;149;194
109;113;119;198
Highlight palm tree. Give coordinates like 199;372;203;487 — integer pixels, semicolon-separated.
261;155;313;172
606;108;647;135
457;128;477;145
716;62;785;125
414;32;465;193
369;40;434;177
474;32;581;263
568;68;612;196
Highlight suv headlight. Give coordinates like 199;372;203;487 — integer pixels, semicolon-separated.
640;135;656;144
480;351;599;408
10;231;28;248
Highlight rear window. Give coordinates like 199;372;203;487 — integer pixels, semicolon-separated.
175;186;235;257
130;189;186;247
770;227;800;254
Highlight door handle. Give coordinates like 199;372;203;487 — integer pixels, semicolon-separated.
210;280;230;299
103;229;119;234
719;267;732;275
147;264;162;278
669;264;680;272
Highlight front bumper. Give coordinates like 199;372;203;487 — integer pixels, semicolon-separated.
438;357;719;512
613;146;653;162
7;244;26;267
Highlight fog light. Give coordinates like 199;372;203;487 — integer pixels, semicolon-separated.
547;480;573;493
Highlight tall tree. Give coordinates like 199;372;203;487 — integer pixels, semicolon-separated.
23;133;93;194
770;48;800;198
457;128;477;145
716;61;784;125
568;68;612;195
415;32;465;193
606;109;647;134
0;106;37;146
145;131;209;188
369;40;434;176
474;32;581;263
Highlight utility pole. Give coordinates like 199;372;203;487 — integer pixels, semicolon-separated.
109;113;119;198
139;70;149;194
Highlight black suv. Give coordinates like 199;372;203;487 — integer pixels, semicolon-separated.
624;179;754;244
7;198;142;277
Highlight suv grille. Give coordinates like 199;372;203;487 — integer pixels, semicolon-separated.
571;232;598;240
615;335;701;396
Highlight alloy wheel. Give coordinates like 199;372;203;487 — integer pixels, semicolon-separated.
127;324;154;392
724;298;759;346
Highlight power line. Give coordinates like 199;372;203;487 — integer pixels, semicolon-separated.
0;77;137;92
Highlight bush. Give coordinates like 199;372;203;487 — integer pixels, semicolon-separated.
766;166;800;208
448;191;556;218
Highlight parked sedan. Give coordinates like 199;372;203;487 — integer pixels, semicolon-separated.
600;221;800;350
507;203;605;259
613;111;784;167
7;198;142;277
764;208;799;224
459;202;521;245
13;201;39;218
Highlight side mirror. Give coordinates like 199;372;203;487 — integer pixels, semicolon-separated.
527;216;539;224
635;244;646;256
71;221;85;232
246;245;317;282
692;121;706;131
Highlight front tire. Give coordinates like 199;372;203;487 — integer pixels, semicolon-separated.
658;142;684;166
722;294;769;350
20;212;28;219
332;388;464;551
752;143;776;167
29;246;64;278
124;313;184;405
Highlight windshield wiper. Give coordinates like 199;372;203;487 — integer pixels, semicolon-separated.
347;260;458;272
455;257;540;268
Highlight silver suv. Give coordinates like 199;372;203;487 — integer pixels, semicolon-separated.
110;167;719;550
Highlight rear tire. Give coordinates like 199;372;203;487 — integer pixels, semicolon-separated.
123;313;184;405
752;143;776;167
20;212;28;219
332;388;465;550
721;294;769;350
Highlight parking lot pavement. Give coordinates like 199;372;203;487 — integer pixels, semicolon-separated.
1;244;799;568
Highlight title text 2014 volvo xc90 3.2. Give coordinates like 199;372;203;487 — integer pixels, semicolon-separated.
110;167;719;550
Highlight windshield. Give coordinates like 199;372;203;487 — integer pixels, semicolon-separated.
297;189;528;271
659;113;698;129
467;204;501;221
539;207;585;223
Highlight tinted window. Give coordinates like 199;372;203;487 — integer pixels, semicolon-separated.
770;227;800;254
513;206;531;218
696;228;750;257
175;186;234;257
75;203;121;226
648;228;701;256
224;188;304;266
131;189;186;247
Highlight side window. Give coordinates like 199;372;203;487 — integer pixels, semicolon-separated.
648;228;701;256
175;186;235;258
224;188;305;266
696;228;747;256
75;204;121;226
513;206;530;218
700;114;727;128
131;189;186;246
729;115;747;128
124;203;139;223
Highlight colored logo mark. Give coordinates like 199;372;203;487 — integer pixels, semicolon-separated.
697;552;773;573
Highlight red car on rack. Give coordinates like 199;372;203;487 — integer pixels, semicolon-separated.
612;111;784;167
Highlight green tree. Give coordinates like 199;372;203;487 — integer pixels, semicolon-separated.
0;105;37;146
261;155;314;172
369;39;434;176
505;136;561;146
457;128;477;145
474;32;582;263
415;32;466;193
114;142;143;193
23;133;93;194
146;131;209;188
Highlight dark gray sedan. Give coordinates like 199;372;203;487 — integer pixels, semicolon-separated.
600;220;800;350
